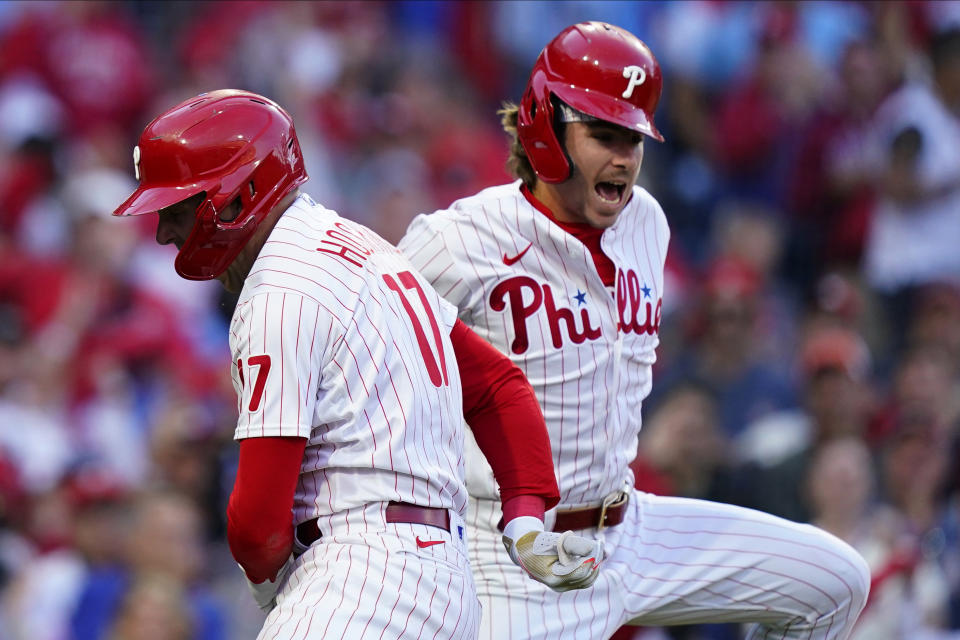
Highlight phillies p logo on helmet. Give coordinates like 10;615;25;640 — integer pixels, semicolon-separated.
133;145;141;181
621;65;647;99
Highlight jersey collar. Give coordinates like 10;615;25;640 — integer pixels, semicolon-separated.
520;183;606;244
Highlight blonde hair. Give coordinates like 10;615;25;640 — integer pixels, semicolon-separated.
498;102;538;188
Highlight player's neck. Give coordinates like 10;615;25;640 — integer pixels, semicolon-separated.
529;182;574;225
220;190;301;292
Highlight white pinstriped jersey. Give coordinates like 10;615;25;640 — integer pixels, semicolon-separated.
229;193;468;525
398;182;870;640
398;181;668;508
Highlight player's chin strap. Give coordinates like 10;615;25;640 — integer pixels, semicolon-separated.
502;516;604;592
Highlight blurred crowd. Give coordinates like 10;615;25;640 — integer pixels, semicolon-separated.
0;1;959;639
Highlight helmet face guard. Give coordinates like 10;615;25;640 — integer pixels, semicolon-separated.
113;90;308;280
517;22;665;184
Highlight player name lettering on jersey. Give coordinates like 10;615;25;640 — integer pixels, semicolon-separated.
316;221;375;267
616;268;662;335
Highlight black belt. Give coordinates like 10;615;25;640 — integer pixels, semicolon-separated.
295;501;451;547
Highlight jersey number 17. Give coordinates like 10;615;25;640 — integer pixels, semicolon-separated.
382;270;449;388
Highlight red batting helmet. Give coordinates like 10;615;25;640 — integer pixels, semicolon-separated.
517;22;664;183
113;89;308;280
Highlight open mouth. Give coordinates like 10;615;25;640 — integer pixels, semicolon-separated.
595;181;625;204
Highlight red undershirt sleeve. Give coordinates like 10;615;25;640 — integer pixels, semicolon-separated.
501;494;547;523
227;436;307;583
450;319;560;513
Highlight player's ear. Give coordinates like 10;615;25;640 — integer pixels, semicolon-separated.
219;196;243;223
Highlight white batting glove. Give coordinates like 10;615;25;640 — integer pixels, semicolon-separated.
239;554;294;613
502;516;603;592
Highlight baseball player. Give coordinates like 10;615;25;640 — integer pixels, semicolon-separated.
112;90;603;639
398;22;871;639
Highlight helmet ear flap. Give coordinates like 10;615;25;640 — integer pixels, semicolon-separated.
517;71;571;184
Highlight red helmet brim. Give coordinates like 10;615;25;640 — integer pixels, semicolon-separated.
553;84;664;142
112;181;213;218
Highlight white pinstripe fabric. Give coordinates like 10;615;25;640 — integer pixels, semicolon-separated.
399;182;870;639
399;182;665;508
261;503;478;640
230;194;468;523
230;194;480;638
464;493;869;640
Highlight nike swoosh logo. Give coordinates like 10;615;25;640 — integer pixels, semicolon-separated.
416;536;445;548
503;242;533;266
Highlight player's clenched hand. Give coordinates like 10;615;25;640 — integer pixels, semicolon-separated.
502;519;603;592
240;554;294;613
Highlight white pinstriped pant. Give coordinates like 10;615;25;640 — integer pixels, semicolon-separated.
259;503;479;639
468;491;870;640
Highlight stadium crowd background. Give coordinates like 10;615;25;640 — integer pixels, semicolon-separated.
0;1;959;638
